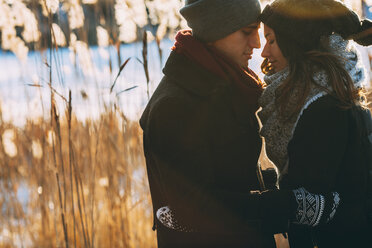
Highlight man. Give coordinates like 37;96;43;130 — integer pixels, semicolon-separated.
140;1;287;247
140;0;339;247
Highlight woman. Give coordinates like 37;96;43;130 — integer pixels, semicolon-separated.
258;0;372;247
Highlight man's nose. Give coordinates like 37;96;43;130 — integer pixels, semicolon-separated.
261;44;269;58
249;31;261;49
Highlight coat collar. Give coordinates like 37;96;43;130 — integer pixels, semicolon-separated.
161;51;259;128
162;51;229;97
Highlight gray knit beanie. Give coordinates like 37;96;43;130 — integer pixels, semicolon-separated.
180;0;261;42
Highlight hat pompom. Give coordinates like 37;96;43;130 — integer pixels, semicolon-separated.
350;19;372;46
327;1;361;40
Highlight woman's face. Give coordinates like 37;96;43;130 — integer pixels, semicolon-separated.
210;23;261;68
261;24;288;73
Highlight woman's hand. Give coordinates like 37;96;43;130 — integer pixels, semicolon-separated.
292;187;341;227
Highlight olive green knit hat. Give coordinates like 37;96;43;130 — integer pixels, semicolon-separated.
180;0;261;42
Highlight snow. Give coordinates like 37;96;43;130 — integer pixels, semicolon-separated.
0;31;369;127
0;38;265;126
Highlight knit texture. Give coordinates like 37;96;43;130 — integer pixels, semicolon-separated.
292;187;325;227
326;192;341;223
180;0;261;42
157;206;194;232
258;34;366;174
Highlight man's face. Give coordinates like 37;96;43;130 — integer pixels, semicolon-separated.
210;23;261;68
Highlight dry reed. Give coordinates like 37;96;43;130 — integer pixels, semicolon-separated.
0;1;370;248
0;105;156;248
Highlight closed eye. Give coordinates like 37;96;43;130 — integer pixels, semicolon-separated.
242;30;252;36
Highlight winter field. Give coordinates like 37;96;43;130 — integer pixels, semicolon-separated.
0;0;371;247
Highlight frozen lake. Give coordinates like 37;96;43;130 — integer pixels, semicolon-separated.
0;38;266;126
0;34;369;126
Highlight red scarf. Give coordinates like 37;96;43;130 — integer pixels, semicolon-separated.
172;30;264;114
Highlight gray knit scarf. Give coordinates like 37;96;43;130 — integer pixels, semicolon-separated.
258;34;366;175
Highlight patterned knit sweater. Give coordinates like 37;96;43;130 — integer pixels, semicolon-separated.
258;33;366;175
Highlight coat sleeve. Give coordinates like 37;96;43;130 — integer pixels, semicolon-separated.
145;96;295;234
285;96;349;193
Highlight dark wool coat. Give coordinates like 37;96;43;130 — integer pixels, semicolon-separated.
140;51;293;248
281;95;372;248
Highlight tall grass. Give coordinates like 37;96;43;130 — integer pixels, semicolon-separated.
0;106;156;247
0;1;370;248
0;1;166;247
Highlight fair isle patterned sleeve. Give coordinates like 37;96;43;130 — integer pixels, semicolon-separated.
157;189;341;232
156;206;194;232
292;187;340;227
326;192;341;223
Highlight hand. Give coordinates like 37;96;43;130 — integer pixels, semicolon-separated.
292;187;340;227
262;168;278;190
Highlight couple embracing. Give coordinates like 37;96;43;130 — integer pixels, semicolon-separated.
140;0;372;247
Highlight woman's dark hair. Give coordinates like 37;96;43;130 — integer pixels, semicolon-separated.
259;0;371;120
269;49;363;120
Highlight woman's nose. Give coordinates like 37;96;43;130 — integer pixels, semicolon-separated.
250;31;261;49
